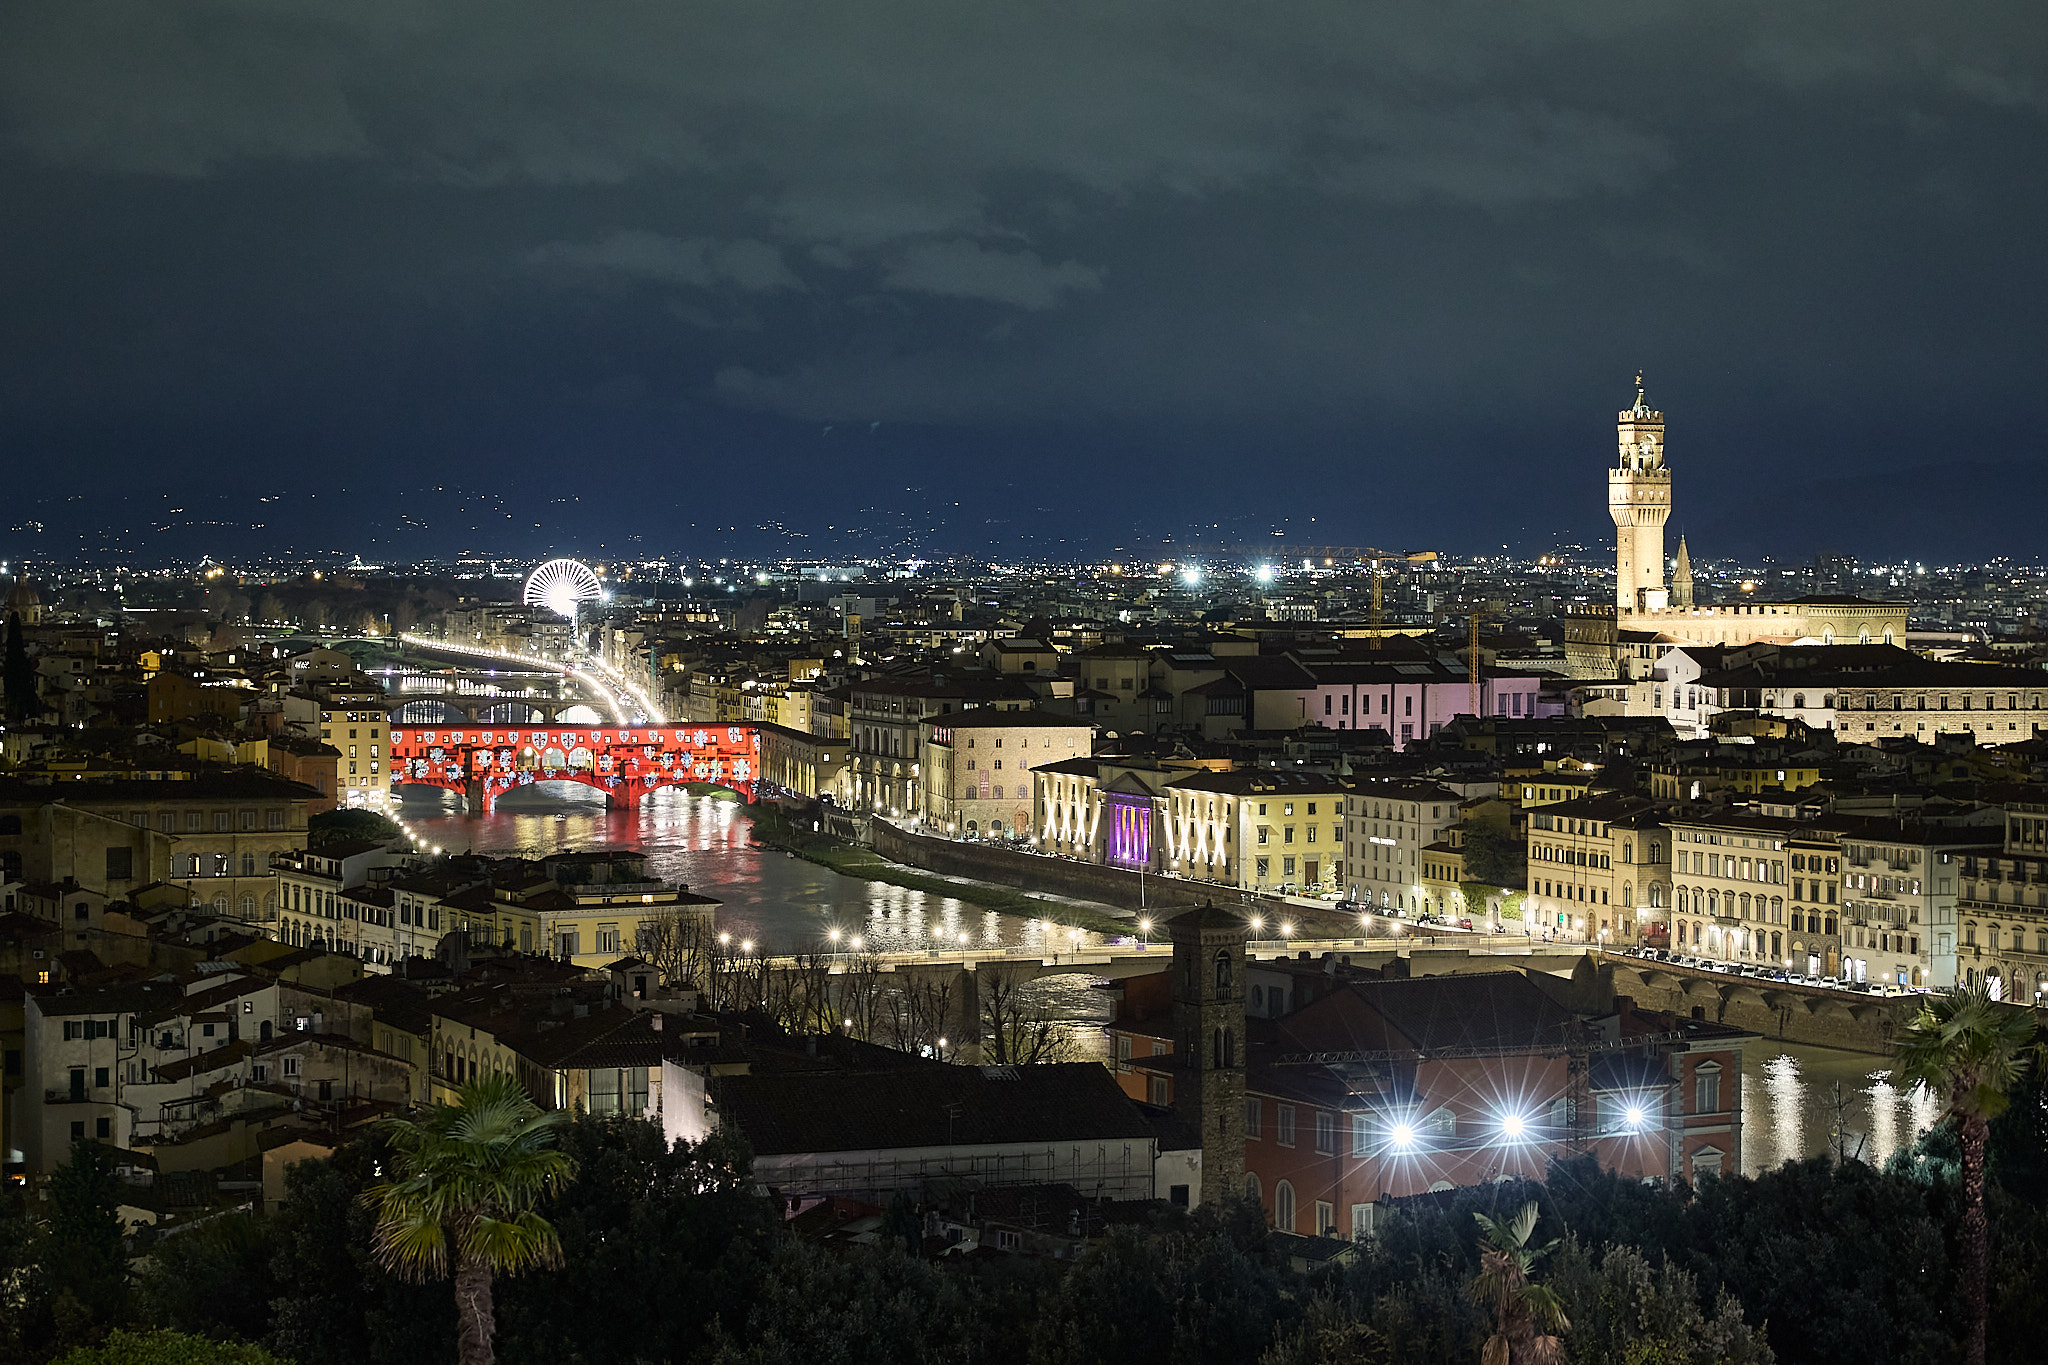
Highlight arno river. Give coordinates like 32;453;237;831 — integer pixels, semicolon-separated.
400;786;1935;1174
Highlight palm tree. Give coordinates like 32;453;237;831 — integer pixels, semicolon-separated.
365;1075;575;1365
1890;982;2043;1365
1467;1201;1569;1365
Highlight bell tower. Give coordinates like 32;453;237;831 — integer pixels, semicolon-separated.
1168;902;1245;1207
1609;375;1671;617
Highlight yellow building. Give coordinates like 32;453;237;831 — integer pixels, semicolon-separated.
319;703;390;809
919;708;1092;840
1524;794;1670;947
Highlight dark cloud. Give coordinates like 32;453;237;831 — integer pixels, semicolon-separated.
0;1;2043;561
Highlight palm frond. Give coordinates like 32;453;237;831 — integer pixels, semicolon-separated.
364;1076;575;1282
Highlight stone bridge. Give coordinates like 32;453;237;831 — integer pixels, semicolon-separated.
389;691;587;725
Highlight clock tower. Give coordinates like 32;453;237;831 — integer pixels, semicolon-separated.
1609;376;1671;616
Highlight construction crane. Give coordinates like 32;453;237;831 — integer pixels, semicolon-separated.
1273;546;1438;647
1469;603;1499;718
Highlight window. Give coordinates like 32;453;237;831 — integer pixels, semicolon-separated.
1315;1109;1337;1154
1695;1062;1722;1113
105;847;133;881
1351;1113;1372;1155
1277;1105;1296;1147
1274;1180;1296;1233
283;1056;301;1076
1245;1097;1262;1139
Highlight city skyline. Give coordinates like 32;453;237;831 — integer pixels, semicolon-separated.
4;3;2044;564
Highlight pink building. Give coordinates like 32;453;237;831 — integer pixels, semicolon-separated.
1255;662;1546;751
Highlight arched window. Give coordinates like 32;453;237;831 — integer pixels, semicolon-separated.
1245;1172;1261;1204
1213;1027;1235;1069
1214;950;1232;993
1274;1180;1296;1233
1792;694;1805;709
1428;1106;1456;1139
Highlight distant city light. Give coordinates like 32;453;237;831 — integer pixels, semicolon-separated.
1253;564;1275;585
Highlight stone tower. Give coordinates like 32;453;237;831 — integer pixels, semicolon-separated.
1670;534;1694;610
1168;902;1245;1206
1609;376;1671;616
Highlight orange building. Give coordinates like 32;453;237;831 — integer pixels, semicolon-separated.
264;734;344;814
1109;966;1750;1240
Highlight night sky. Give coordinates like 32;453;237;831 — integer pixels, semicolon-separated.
2;2;2043;565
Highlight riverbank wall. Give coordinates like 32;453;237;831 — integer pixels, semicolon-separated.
867;819;1191;916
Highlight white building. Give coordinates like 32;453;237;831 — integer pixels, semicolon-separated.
1344;779;1461;914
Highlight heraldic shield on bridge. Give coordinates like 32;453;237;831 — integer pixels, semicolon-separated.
389;723;760;810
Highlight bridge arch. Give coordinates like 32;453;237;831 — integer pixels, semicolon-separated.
393;698;470;725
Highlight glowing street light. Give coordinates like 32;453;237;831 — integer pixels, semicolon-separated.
1499;1112;1528;1140
1388;1123;1416;1151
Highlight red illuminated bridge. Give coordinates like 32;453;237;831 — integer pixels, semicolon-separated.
390;723;760;810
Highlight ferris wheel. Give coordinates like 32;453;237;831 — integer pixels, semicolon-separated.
523;558;604;617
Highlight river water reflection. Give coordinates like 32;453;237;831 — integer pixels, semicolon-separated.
1740;1042;1938;1175
402;788;1092;955
400;788;1123;1056
402;789;1938;1164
